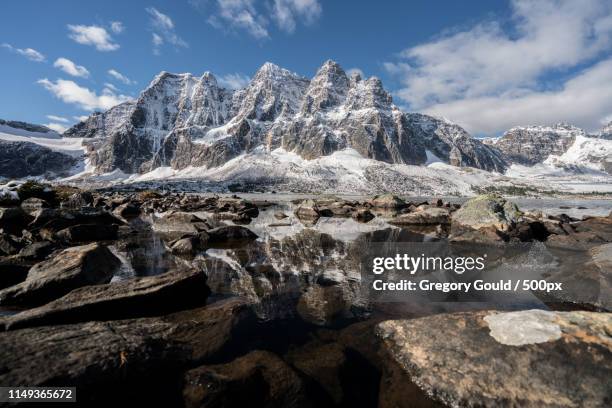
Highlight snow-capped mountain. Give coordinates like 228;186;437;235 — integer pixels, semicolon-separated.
64;60;508;174
488;123;584;165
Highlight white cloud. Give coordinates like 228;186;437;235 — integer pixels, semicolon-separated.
218;73;250;89
45;123;68;133
384;0;612;134
74;115;89;122
146;7;188;54
208;0;269;40
46;115;69;123
424;58;612;134
103;82;120;92
1;43;45;62
53;57;90;78
108;69;134;85
272;0;322;33
67;24;119;51
110;21;124;34
38;78;131;111
200;0;322;39
347;67;364;79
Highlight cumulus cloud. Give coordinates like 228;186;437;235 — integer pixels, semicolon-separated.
53;57;90;78
1;43;45;62
67;24;119;51
384;0;612;134
218;73;251;89
207;0;269;39
272;0;322;33
110;21;124;34
197;0;322;39
107;69;134;85
38;78;131;111
45;123;68;133
146;7;188;54
46;115;69;123
423;58;612;134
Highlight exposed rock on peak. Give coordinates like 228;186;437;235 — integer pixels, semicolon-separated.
63;60;514;175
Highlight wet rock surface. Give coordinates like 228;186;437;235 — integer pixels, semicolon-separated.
0;184;610;406
377;310;612;408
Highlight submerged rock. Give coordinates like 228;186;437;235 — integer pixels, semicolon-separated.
183;350;312;408
0;243;121;306
377;310;612;408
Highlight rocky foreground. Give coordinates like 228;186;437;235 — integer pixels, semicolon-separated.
0;181;611;406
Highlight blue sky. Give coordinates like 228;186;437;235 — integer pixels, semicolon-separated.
1;0;611;136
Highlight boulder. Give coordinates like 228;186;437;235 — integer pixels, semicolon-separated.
55;223;118;243
0;243;121;306
451;194;521;232
285;341;347;404
61;191;94;209
1;269;210;330
377;310;612;408
17;241;55;261
369;194;406;209
152;211;211;236
207;226;258;248
20;197;49;215
352;209;375;223
183;350;311;408
388;207;450;225
170;233;208;256
113;202;141;220
294;199;320;219
0;233;22;255
0;298;256;405
0;207;32;235
274;211;289;220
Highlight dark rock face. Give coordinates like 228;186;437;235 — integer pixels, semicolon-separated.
0;243;121;306
64;61;511;175
1;269;210;330
377;310;612;408
183;350;312;408
0;119;57;134
492;123;581;165
405;113;508;172
0;141;77;178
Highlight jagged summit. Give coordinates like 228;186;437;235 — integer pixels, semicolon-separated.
65;60;510;174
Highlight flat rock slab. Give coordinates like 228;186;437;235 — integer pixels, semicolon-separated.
377;310;612;408
1;269;210;330
0;243;121;306
0;298;255;401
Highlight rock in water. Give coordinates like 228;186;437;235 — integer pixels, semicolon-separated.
183;350;312;408
0;243;121;306
451;194;521;232
377;310;612;408
388;207;450;225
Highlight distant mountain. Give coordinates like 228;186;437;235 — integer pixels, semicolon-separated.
0;119;60;139
64;60;508;174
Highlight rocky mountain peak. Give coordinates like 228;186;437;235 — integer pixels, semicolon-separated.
345;76;393;111
301;60;349;114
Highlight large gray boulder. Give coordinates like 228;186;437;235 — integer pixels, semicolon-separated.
377;310;612;408
452;194;521;232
